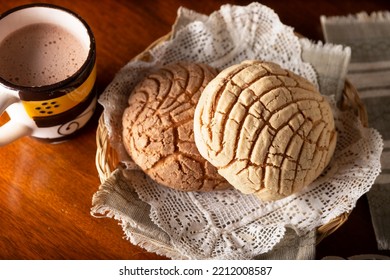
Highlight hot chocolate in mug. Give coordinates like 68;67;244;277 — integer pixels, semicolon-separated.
0;4;96;146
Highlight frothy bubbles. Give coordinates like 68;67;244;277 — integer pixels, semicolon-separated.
0;23;88;87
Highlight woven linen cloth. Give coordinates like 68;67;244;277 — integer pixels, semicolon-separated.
91;3;382;259
322;12;390;251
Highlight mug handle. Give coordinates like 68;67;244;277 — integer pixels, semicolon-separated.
0;92;32;146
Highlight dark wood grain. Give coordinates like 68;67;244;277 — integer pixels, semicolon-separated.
1;0;389;260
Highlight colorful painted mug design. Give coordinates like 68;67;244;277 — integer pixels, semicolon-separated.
0;4;97;146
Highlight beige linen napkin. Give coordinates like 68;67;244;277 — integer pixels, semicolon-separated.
322;11;390;251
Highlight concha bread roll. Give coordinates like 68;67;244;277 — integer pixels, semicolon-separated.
122;62;231;192
194;60;337;201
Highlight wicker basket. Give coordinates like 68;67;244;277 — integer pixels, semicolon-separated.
95;32;369;244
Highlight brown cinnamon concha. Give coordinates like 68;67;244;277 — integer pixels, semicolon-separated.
122;62;231;192
194;60;337;201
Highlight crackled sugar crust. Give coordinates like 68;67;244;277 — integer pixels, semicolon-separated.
194;60;337;201
122;62;231;192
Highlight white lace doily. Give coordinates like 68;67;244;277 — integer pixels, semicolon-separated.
97;3;383;259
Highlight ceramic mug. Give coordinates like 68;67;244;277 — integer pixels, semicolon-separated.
0;4;96;146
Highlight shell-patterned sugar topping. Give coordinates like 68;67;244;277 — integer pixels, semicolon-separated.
194;60;337;201
122;62;231;192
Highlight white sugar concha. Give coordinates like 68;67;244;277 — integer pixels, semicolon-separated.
194;60;337;201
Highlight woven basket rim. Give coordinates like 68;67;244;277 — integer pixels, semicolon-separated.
95;32;368;243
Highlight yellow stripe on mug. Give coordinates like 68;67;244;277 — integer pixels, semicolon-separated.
22;63;97;118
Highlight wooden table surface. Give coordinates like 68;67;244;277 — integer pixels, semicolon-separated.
1;0;389;260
